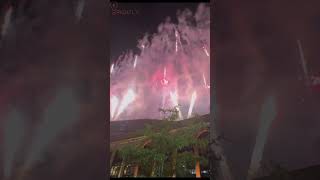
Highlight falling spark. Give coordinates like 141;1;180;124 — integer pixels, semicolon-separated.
175;30;182;53
133;55;138;69
247;96;277;180
203;46;210;57
111;96;119;119
202;73;207;87
110;64;114;74
297;40;310;86
114;88;136;120
170;91;183;120
175;30;178;53
75;0;86;22
1;6;13;39
4;109;25;179
202;73;210;89
187;91;197;118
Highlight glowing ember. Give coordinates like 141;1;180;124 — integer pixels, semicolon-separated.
114;89;136;120
110;96;119;119
187;91;197;118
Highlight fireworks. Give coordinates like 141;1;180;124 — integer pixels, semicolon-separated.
24;88;79;168
4;109;25;179
133;55;138;69
110;64;114;74
110;4;210;121
187;91;197;118
175;29;182;53
202;73;210;89
111;96;119;119
114;88;136;120
203;46;210;57
170;91;183;120
161;67;169;86
247;96;277;180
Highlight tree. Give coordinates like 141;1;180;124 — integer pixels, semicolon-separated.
116;107;209;177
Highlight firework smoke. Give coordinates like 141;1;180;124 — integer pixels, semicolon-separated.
247;96;277;180
187;91;197;118
110;3;210;120
1;6;13;39
3;109;25;179
24;88;80;168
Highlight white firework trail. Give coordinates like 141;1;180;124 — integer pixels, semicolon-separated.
24;88;80;169
110;96;119;120
247;96;277;180
187;91;197;118
202;73;210;89
133;55;138;69
1;6;13;39
110;64;114;74
297;40;310;86
4;109;25;179
203;46;210;57
75;0;86;22
175;29;182;53
170;91;183;120
114;88;136;120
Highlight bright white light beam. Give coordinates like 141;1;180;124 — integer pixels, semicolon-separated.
133;55;138;69
170;91;183;120
187;91;197;118
114;89;136;120
110;96;119;120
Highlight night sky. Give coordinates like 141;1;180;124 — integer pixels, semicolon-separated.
1;0;320;180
